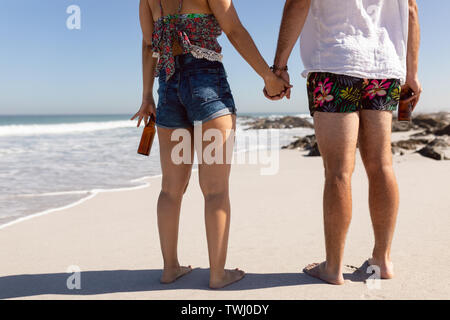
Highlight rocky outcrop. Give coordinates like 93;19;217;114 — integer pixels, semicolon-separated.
245;113;450;132
392;112;450;134
414;113;450;130
280;113;450;160
245;116;314;130
390;137;449;160
284;135;449;160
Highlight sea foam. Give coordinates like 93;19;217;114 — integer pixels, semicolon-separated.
0;120;136;137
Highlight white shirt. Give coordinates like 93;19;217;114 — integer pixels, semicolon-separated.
300;0;409;83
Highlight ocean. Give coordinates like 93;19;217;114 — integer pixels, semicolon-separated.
0;114;313;226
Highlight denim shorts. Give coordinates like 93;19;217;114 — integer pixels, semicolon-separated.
156;53;236;129
307;72;401;116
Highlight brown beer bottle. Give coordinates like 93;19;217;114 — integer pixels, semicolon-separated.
138;115;156;156
398;87;415;122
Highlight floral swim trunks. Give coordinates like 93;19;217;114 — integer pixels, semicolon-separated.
306;72;401;116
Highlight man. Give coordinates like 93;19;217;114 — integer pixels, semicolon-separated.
267;0;422;285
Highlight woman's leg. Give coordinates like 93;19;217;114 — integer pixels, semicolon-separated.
157;126;194;283
196;114;245;289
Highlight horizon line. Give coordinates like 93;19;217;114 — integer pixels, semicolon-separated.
0;111;309;117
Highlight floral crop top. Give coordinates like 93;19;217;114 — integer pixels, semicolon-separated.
152;0;223;81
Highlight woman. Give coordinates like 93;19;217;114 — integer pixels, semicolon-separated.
131;0;290;289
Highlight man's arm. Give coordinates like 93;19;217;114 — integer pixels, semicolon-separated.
405;0;422;108
274;0;311;69
270;0;310;99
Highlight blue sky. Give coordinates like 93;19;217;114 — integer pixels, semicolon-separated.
0;0;448;115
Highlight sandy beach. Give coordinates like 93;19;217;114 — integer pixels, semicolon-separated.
1;141;449;300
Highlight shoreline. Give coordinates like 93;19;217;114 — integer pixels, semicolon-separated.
0;145;282;229
0;175;161;231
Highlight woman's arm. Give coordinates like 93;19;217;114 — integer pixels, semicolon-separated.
208;0;291;98
131;0;158;127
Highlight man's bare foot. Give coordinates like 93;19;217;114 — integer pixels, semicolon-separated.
303;262;345;285
209;268;245;289
160;265;193;284
368;257;394;279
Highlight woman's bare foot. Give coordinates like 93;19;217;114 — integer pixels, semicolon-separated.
209;268;245;289
303;262;345;285
160;265;193;284
368;257;394;279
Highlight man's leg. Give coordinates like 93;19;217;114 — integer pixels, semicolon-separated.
358;110;399;279
304;112;360;285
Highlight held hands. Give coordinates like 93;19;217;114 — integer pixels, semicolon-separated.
130;97;156;127
263;69;293;101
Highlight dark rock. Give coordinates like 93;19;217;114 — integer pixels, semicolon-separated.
245;116;314;130
306;143;321;157
282;134;316;150
417;138;450;160
418;146;447;160
435;124;450;136
283;134;321;156
284;135;316;149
